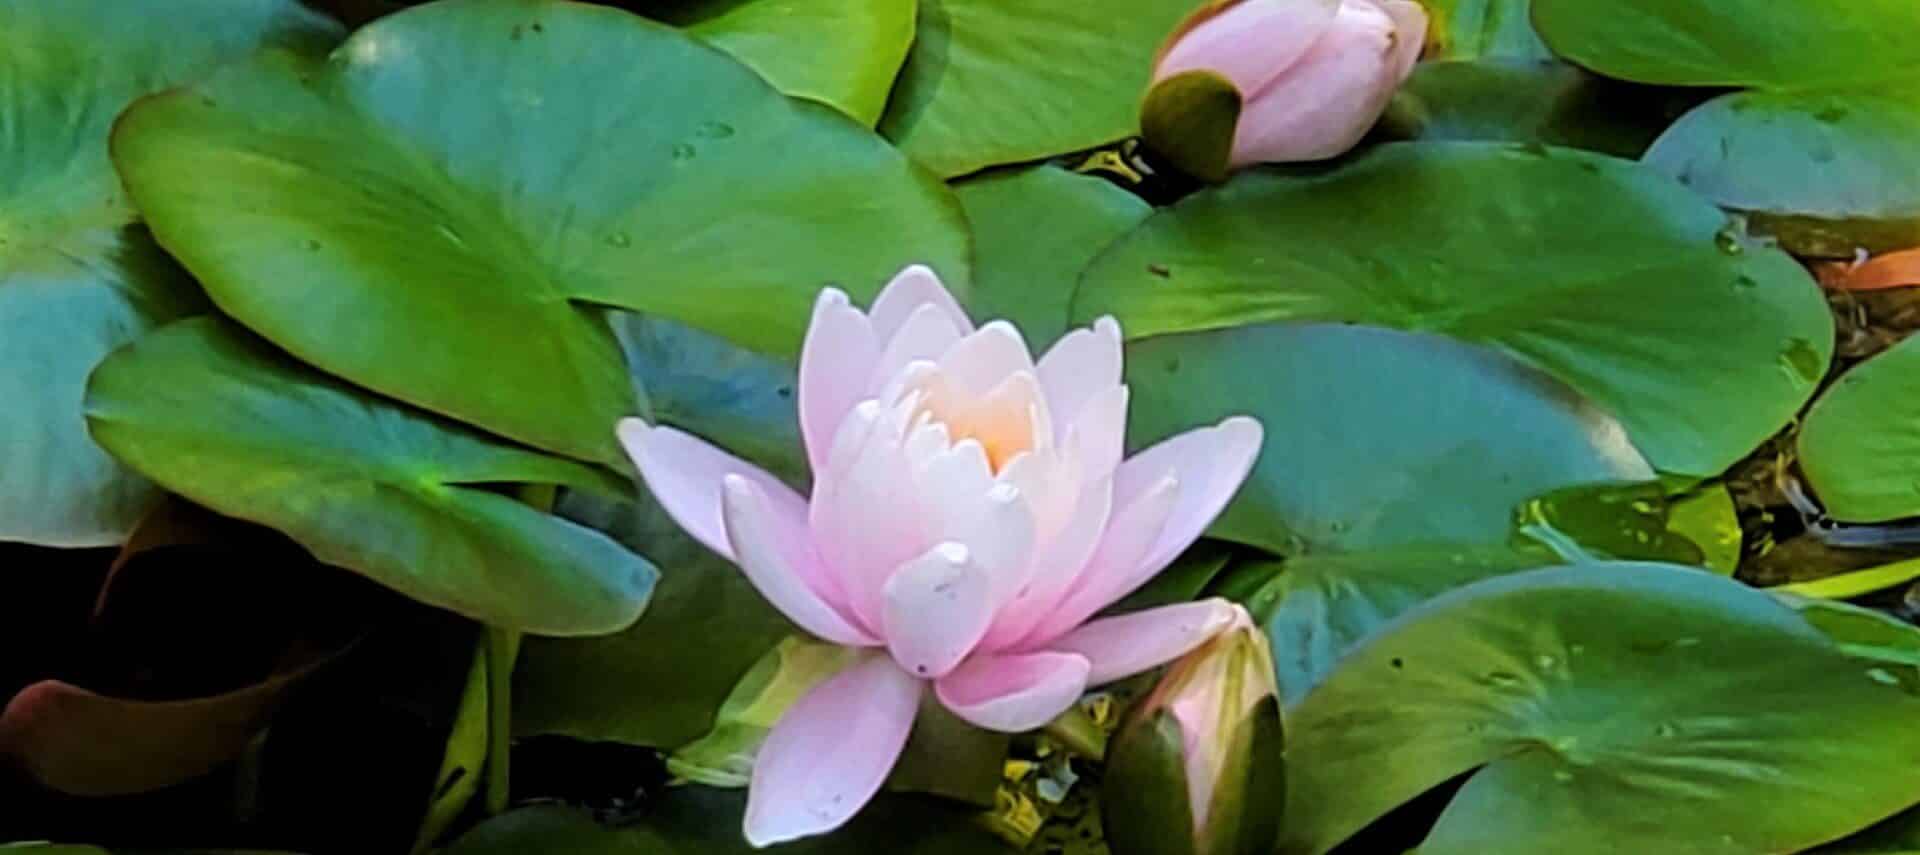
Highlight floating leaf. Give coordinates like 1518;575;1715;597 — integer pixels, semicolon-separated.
1801;333;1920;522
85;317;656;636
0;0;335;546
1282;563;1920;854
880;0;1194;177
112;0;968;466
1421;0;1549;61
1379;59;1680;158
1645;89;1920;257
653;0;917;126
1079;142;1831;477
953;165;1152;347
1126;323;1652;556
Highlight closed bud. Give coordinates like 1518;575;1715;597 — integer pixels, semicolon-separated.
1102;606;1284;855
1144;0;1428;179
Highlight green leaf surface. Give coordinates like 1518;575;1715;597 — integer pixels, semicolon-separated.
880;0;1194;177
516;490;793;747
1645;89;1920;257
1233;545;1561;705
1801;333;1920;523
445;789;1008;854
1126;323;1653;556
1078;142;1832;477
1281;563;1920;855
954;165;1152;347
112;0;969;466
650;0;917;126
84;317;655;636
1421;0;1549;61
1531;0;1920;89
616;312;807;485
0;0;335;546
413;638;490;853
1379;59;1678;158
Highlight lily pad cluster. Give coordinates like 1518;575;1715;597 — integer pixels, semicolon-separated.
4;0;1920;852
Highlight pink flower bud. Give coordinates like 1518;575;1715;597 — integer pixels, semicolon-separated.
1150;0;1428;171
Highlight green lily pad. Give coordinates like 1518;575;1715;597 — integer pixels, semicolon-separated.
111;0;969;467
880;0;1194;177
515;490;793;747
1532;0;1920;89
651;0;916;126
615;312;807;485
1233;545;1561;705
1422;0;1549;61
1378;59;1681;158
445;789;1008;854
953;165;1151;347
1078;142;1832;477
84;317;656;636
1126;323;1653;556
1645;89;1920;257
1282;563;1920;855
0;0;336;546
1801;333;1920;523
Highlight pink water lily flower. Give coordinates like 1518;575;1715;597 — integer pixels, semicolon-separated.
617;265;1263;846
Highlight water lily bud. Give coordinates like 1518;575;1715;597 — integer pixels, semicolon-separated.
1145;0;1428;179
1103;606;1283;855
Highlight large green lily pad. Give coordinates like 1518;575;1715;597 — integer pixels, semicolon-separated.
515;490;793;747
1379;60;1680;158
954;165;1151;347
1532;0;1920;89
651;0;916;126
880;0;1194;177
1126;323;1653;556
0;0;335;546
112;0;969;467
1422;0;1548;61
85;317;656;636
1281;563;1920;855
1800;333;1920;523
1645;89;1920;257
1078;142;1831;477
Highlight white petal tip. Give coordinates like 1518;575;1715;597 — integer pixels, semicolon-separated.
934;542;970;564
1094;315;1122;339
1218;416;1265;445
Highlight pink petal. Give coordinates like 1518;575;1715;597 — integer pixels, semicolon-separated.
722;475;877;647
1037;316;1122;438
810;400;931;626
1063;384;1129;483
1380;0;1428;82
1045;599;1240;685
745;654;922;847
935;651;1091;732
1154;0;1342;95
939;321;1035;397
1230;0;1405;165
617;418;799;562
1021;474;1182;645
867;264;974;344
1130;417;1264;575
883;542;995;679
978;476;1114;651
872;304;965;393
798;289;881;476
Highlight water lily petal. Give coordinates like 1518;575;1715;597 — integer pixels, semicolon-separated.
883;542;995;678
1037;316;1122;437
935;650;1091;732
1023;473;1181;645
618;418;799;562
1231;0;1405;164
1127;417;1264;576
1046;598;1240;685
873;303;966;393
1381;0;1429;82
979;475;1114;651
799;288;880;475
1154;0;1341;96
1064;384;1129;482
745;654;921;847
868;264;973;344
723;475;876;646
939;320;1035;396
